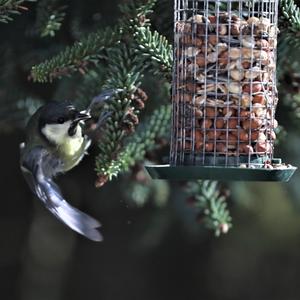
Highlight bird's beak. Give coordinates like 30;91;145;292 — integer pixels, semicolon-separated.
74;110;91;122
69;111;91;136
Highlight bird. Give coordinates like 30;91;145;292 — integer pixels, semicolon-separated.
20;90;118;242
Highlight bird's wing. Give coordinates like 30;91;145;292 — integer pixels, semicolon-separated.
21;146;103;242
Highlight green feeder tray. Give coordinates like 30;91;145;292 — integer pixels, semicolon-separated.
145;163;297;182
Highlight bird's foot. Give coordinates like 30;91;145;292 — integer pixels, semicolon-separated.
97;111;113;127
88;89;123;112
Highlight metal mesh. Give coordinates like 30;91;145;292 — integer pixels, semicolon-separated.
170;0;279;167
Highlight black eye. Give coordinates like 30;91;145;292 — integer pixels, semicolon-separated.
57;117;65;124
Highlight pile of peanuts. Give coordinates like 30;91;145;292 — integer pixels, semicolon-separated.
175;13;278;156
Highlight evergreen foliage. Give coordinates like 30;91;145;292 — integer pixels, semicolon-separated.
118;0;157;28
34;0;67;37
186;181;232;236
1;0;299;237
278;0;300;123
93;45;146;186
281;0;300;32
95;104;171;184
30;0;159;82
0;0;35;23
30;26;121;82
133;26;173;79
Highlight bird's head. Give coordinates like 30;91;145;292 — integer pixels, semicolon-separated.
38;102;91;146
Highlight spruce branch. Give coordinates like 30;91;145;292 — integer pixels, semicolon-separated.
34;0;67;38
281;0;300;32
134;25;173;80
30;0;158;83
30;26;121;82
102;45;144;93
0;0;36;23
119;0;173;80
124;174;170;208
94;45;147;187
95;104;171;186
119;0;157;28
186;181;232;236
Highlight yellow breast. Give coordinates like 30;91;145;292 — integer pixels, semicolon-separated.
41;121;87;171
61;135;84;156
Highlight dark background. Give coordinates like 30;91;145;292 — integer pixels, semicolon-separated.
1;1;300;300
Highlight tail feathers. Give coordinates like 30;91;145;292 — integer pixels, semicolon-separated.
49;201;103;242
21;145;103;242
63;203;101;229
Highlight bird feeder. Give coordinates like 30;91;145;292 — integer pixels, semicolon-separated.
146;0;297;181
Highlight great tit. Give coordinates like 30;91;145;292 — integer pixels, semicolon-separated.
20;90;117;242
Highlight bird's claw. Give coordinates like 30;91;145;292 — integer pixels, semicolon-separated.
88;89;123;112
97;111;113;127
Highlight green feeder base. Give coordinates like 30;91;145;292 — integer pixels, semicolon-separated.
145;164;297;182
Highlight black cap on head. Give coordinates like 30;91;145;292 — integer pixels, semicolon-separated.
38;101;77;128
38;101;91;137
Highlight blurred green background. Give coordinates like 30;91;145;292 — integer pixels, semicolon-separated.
1;0;300;300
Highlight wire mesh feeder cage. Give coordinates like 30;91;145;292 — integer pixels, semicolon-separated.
146;0;297;181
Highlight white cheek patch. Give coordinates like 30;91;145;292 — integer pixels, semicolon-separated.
42;121;72;145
